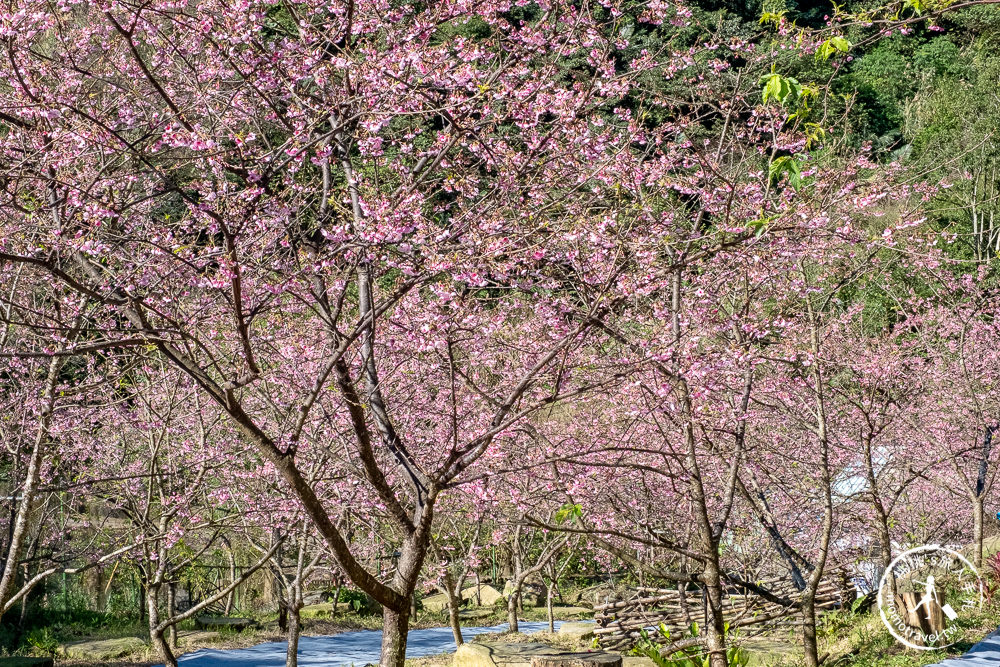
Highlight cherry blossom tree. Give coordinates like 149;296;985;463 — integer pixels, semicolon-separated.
426;504;485;646
0;0;647;662
3;2;990;667
61;366;282;667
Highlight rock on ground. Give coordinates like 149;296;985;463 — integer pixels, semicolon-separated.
59;636;146;661
301;602;337;619
453;642;621;667
470;584;505;606
557;623;595;641
424;585;505;612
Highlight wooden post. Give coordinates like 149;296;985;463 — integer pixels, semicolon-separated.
897;592;947;645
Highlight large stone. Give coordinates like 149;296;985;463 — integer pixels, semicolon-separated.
523;583;547;608
454;642;621;667
425;585;505;612
60;636;146;661
301;603;336;619
301;591;326;606
557;622;595;641
423;593;453;613
469;584;504;606
500;582;543;608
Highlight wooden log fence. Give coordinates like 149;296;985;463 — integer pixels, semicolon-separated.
593;575;853;650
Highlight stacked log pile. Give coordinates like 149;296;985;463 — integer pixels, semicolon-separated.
593;577;848;650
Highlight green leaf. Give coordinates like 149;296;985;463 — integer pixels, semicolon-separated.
760;72;803;107
555;502;583;524
759;10;785;25
761;74;782;104
768;155;803;188
817;36;851;60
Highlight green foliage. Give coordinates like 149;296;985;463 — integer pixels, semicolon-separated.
338;589;379;616
817;36;851;60
912;38;965;77
824;586;1000;667
759;10;786;26
630;622;749;667
768;155;804;188
23;628;58;657
555;503;583;524
760;70;804;107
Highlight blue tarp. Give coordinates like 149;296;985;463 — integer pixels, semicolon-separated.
164;620;570;667
929;629;1000;666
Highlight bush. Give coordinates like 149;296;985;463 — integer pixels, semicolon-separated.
338;589;379;616
24;628;58;657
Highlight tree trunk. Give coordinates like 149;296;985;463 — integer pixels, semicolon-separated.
700;555;727;667
546;582;554;634
682;411;726;667
447;589;464;646
874;508;892;573
286;604;301;667
167;583;177;648
278;599;289;633
0;359;60;614
973;494;985;569
148;585;177;667
800;293;834;667
332;582;341;614
152;629;177;667
672;272;727;667
507;590;520;633
801;594;818;667
380;606;410;667
225;548;237;615
139;582;145;621
874;505;896;599
96;566;108;613
678;558;692;626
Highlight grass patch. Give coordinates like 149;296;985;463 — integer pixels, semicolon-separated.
796;596;1000;666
